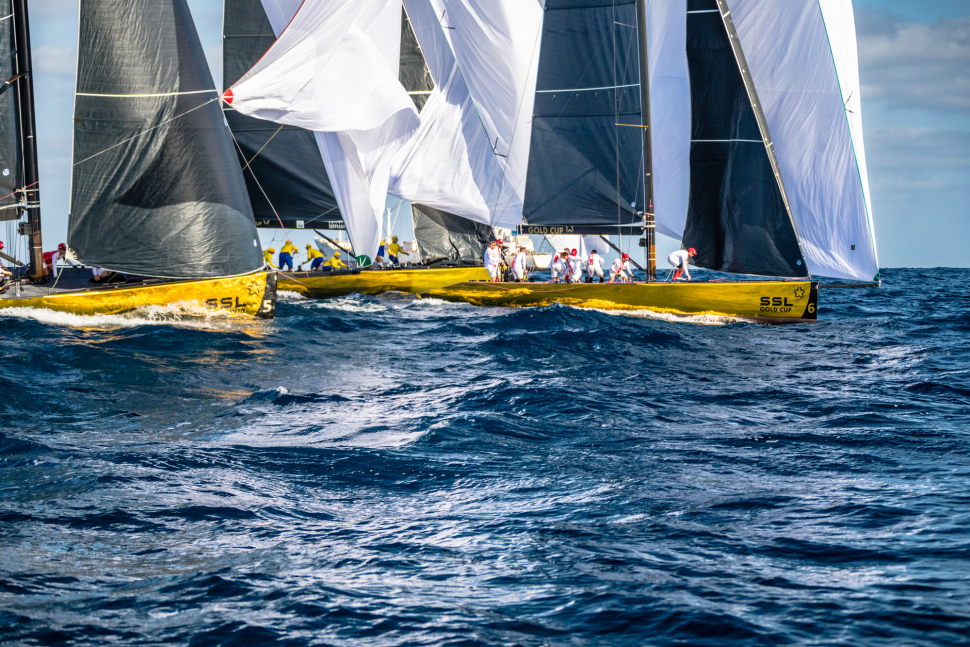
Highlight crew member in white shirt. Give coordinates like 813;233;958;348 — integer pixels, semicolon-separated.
567;248;585;283
511;246;527;282
550;253;566;283
586;249;605;283
484;240;503;282
668;247;696;281
609;253;634;283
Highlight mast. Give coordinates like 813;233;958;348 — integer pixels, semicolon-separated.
636;0;655;281
12;0;41;278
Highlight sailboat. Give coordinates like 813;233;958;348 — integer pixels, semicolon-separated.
221;0;488;300
419;0;877;323
0;0;276;319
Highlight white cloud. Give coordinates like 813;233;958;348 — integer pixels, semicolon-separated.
857;10;970;114
33;46;76;78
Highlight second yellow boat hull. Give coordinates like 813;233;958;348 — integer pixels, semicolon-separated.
422;280;819;324
278;266;489;299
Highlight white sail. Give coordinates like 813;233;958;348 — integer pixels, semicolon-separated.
230;0;420;261
727;0;879;281
387;0;522;230
423;0;544;226
644;0;691;242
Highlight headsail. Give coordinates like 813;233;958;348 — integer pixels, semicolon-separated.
728;0;879;281
681;0;807;278
68;0;262;279
223;0;340;230
0;0;22;221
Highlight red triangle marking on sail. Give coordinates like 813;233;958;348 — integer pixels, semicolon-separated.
222;88;234;104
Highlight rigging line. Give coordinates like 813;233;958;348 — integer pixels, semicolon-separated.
614;0;620;234
227;126;289;237
240;123;285;172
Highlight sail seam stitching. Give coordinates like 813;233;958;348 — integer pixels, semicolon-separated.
76;90;217;98
536;83;637;93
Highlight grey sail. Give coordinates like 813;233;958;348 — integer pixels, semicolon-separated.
0;0;22;221
399;5;434;111
68;0;263;279
522;0;644;235
411;203;490;267
681;0;806;277
222;0;341;230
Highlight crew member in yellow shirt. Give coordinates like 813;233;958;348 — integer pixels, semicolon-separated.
305;244;325;271
387;236;403;264
279;240;299;271
322;251;347;270
262;247;277;269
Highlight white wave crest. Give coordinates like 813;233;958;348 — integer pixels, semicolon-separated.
277;290;307;301
0;303;254;329
585;306;744;326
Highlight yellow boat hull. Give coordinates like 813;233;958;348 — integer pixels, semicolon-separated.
422;280;819;324
278;266;489;299
0;270;277;319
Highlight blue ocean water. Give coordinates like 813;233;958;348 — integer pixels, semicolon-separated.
1;267;969;646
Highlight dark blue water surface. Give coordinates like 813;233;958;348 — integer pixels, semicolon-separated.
2;267;969;646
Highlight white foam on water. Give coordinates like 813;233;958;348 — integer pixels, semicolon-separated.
0;302;253;330
311;299;388;313
585;306;744;326
277;290;307;301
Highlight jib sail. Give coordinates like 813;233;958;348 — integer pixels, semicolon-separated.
681;0;807;277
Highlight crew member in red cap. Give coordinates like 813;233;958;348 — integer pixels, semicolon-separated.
667;247;697;281
567;248;584;283
609;253;634;283
42;243;77;279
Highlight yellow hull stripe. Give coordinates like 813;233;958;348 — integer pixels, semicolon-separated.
422;280;819;323
0;271;275;319
278;267;489;299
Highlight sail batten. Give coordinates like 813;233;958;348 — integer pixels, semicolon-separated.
68;0;262;279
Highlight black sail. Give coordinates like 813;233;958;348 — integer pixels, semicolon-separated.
411;203;490;267
682;0;806;277
0;0;22;221
68;0;262;279
522;0;644;235
223;0;340;229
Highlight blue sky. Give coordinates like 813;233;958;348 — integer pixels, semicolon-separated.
22;0;970;268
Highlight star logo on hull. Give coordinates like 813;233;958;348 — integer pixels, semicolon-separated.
793;287;806;299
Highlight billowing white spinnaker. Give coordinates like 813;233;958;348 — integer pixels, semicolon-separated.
387;0;523;230
424;0;544;227
727;0;878;281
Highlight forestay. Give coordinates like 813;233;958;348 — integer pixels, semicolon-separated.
68;0;262;279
